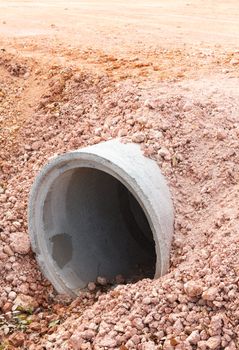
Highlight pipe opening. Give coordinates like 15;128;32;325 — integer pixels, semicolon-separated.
43;167;156;290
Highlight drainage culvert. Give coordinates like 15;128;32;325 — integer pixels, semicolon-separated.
28;139;174;296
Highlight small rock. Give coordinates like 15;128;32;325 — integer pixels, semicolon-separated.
80;344;91;350
206;336;221;349
5;287;12;293
8;291;17;300
82;329;95;340
184;281;203;297
197;340;207;349
69;333;83;350
209;314;222;335
87;282;96;291
186;330;200;345
87;322;98;330
142;297;152;304
216;130;227;141
24;144;32;151
31;140;43;151
2;302;13;313
183;100;194;111
224;341;237;350
210;255;221;268
114;324;124;332
230;58;239;65
9;332;25;347
200;249;210;259
144;99;155;109
29;321;41;331
13;294;38;311
3;245;14;256
118;129;128;137
167;293;178;303
132;132;145;143
158;147;171;161
99;336;117;347
173;319;183;335
96;276;107;286
202;287;218;301
3;325;10;335
10;232;30;255
0;251;7;260
18;282;30;295
142;341;157;350
55;293;72;305
136;116;148;125
131;317;144;330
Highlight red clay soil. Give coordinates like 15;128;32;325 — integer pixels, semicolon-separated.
0;1;239;349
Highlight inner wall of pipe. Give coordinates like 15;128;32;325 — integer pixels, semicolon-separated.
43;167;156;289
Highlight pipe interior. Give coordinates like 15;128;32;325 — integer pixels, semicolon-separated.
43;167;156;290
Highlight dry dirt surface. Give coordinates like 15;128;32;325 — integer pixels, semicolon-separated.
0;0;239;349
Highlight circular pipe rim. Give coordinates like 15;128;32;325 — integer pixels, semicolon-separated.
28;143;173;296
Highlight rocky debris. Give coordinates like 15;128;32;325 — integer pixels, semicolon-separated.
54;293;73;305
202;287;219;301
8;332;25;347
13;294;39;311
184;280;203;297
87;282;96;291
2;302;13;313
206;336;221;349
96;276;108;286
131;132;145;143
157;147;171;161
1;49;239;349
10;232;31;255
186;330;200;345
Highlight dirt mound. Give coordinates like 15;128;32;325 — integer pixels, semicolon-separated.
0;47;239;349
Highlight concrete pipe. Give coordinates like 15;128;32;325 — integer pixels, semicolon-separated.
28;139;174;296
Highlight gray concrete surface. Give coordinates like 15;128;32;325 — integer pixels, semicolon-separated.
28;139;174;296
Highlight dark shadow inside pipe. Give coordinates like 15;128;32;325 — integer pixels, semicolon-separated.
43;168;156;289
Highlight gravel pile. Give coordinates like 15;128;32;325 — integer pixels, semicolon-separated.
0;50;239;349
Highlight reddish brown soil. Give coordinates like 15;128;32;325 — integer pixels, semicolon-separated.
0;1;239;349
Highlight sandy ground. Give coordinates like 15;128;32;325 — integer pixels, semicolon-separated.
0;1;239;349
0;0;239;79
0;0;239;50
